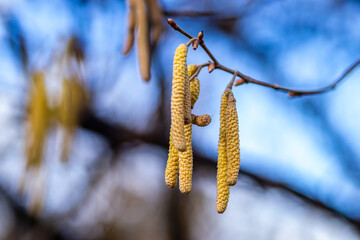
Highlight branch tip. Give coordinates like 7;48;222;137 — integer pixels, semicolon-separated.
166;18;360;97
167;18;178;28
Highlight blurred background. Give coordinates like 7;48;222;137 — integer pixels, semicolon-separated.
0;0;360;239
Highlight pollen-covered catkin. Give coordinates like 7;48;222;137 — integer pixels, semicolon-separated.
225;91;240;186
165;132;179;188
187;64;197;78
183;64;197;123
179;123;193;194
216;90;230;213
26;73;50;169
171;44;188;152
190;77;200;109
184;70;191;124
187;64;200;109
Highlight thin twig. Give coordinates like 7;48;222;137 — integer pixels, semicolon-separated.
189;62;210;82
226;71;238;90
167;18;360;97
185;38;197;47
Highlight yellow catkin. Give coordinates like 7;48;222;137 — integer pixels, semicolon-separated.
179;123;193;194
26;73;50;169
165;132;179;188
184;70;191;124
216;90;230;213
187;64;200;109
123;0;137;55
187;64;197;78
135;0;151;81
170;44;188;152
147;0;163;45
190;77;200;109
58;77;88;162
226;91;240;186
165;63;195;188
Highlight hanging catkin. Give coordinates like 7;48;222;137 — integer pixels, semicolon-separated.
166;62;197;187
179;123;193;193
216;90;230;213
187;64;200;109
165;132;179;188
183;64;197;123
135;0;151;81
183;71;191;124
190;78;200;109
123;0;137;55
170;44;188;152
187;64;197;78
225;91;240;186
26;73;50;169
177;64;201;193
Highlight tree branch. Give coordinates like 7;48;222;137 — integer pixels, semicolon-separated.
166;18;360;97
79;109;360;233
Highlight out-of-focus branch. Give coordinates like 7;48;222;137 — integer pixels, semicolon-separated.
0;186;69;240
164;10;223;18
79;108;360;233
167;18;360;97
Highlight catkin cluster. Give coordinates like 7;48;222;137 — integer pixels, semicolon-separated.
165;43;241;213
23;39;90;215
165;48;212;194
216;88;240;213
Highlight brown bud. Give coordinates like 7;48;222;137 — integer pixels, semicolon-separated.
192;40;199;50
198;31;204;41
208;63;215;73
192;114;211;127
289;91;300;97
234;78;246;86
167;18;178;28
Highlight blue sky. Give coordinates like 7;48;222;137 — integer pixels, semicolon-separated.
0;0;360;224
